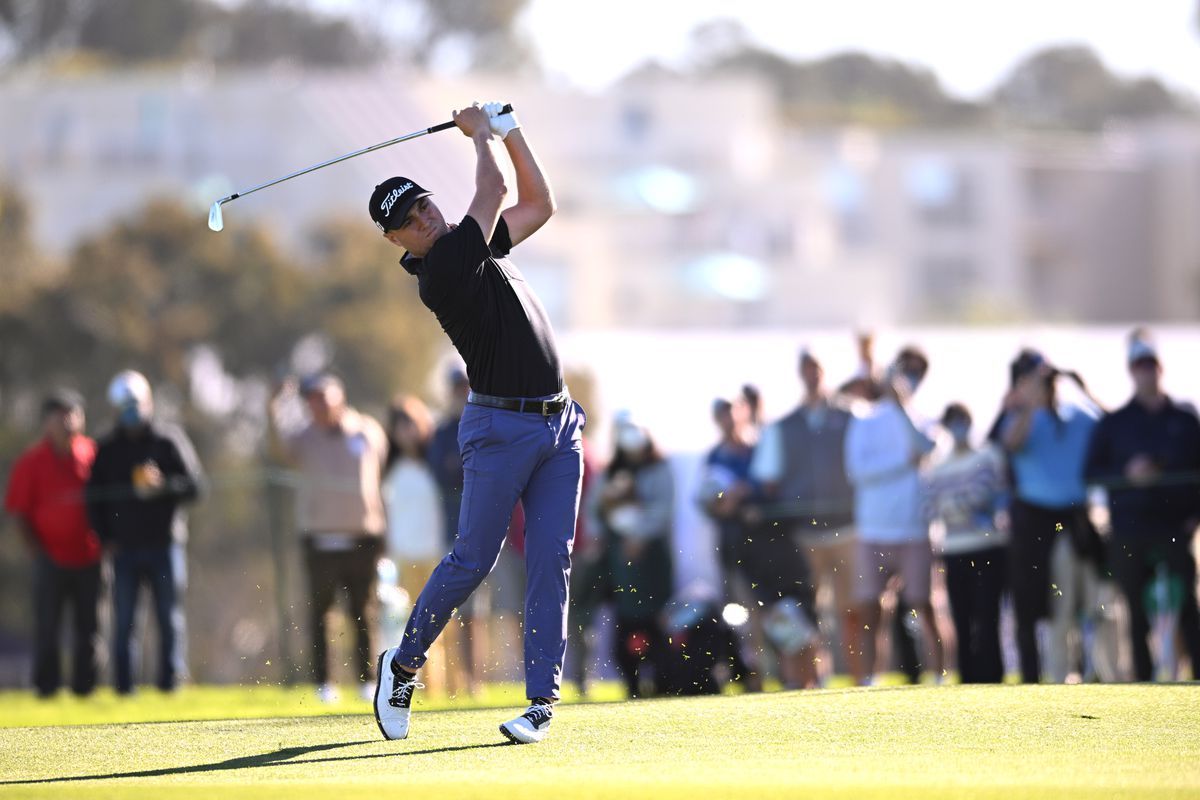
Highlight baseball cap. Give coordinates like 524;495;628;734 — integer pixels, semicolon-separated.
1009;348;1046;385
107;370;152;409
41;388;84;416
1128;337;1159;365
369;177;432;233
299;372;343;397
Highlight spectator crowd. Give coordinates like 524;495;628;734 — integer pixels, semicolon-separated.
4;326;1200;699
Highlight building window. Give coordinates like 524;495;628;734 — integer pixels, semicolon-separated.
922;255;977;309
907;158;975;227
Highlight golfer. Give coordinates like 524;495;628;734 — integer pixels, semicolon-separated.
371;102;584;745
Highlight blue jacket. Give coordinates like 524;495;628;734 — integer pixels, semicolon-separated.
1085;397;1200;538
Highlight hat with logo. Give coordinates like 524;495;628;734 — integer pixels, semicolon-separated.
369;177;432;232
1127;337;1160;365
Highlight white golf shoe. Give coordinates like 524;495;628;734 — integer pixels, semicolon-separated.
373;647;422;741
499;701;554;744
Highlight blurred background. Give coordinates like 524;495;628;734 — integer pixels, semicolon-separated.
2;0;1199;694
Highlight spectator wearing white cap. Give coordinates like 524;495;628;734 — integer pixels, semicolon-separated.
1085;330;1200;681
86;370;204;695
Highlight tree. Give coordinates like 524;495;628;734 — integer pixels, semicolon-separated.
0;191;450;681
412;0;536;73
683;26;983;128
304;219;444;409
0;183;55;417
0;0;381;68
993;45;1193;130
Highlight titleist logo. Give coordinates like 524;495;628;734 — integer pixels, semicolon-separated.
380;182;414;217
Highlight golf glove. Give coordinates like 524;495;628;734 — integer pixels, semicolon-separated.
482;101;520;140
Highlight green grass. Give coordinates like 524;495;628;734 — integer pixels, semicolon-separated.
0;681;625;729
1;685;1198;799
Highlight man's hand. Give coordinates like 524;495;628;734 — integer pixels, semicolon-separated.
453;104;494;140
1124;454;1160;486
133;461;165;500
482;101;520;140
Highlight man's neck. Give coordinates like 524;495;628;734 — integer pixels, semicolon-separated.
723;430;751;450
802;391;828;410
1135;390;1167;412
120;424;149;439
47;434;74;455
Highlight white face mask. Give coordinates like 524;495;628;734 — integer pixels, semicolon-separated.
616;425;649;454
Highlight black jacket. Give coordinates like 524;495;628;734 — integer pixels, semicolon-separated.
86;422;204;549
1084;397;1200;538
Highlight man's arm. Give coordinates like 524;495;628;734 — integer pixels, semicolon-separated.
11;514;41;554
161;427;205;504
266;381;299;467
455;105;507;242
499;130;555;247
480;102;555;247
84;448;114;547
1083;416;1117;485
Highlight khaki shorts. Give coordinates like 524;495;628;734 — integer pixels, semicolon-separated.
853;539;933;605
799;531;857;615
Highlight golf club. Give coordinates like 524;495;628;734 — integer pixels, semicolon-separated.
208;104;513;232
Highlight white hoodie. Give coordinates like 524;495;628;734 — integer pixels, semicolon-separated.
844;400;934;544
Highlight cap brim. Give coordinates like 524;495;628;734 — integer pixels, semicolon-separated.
383;191;433;231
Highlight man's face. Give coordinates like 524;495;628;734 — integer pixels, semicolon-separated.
383;197;449;258
800;357;823;394
898;355;928;393
1130;358;1162;395
305;384;346;428
44;407;83;441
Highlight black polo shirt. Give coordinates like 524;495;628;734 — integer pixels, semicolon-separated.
407;215;563;398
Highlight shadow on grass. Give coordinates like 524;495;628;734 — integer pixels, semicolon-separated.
1;740;513;785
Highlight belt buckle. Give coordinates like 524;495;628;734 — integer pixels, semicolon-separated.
541;400;552;416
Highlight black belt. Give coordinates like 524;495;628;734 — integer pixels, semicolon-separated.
468;391;569;416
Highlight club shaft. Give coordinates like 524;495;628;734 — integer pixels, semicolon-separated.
223;128;428;203
220;104;512;204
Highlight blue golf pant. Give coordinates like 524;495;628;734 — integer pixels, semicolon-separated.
395;397;585;700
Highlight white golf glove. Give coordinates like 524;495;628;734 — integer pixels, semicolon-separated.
482;100;520;140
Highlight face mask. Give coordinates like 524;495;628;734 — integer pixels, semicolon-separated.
118;404;149;428
903;369;924;394
616;425;649;454
946;421;970;444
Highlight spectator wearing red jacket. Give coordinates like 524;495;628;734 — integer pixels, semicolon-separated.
4;389;100;697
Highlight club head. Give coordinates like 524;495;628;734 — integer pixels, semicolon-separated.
207;201;224;232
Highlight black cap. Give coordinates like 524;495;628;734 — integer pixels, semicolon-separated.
41;388;84;416
369;177;432;233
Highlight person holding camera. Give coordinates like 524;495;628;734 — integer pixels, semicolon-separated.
845;346;940;684
1000;353;1101;683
